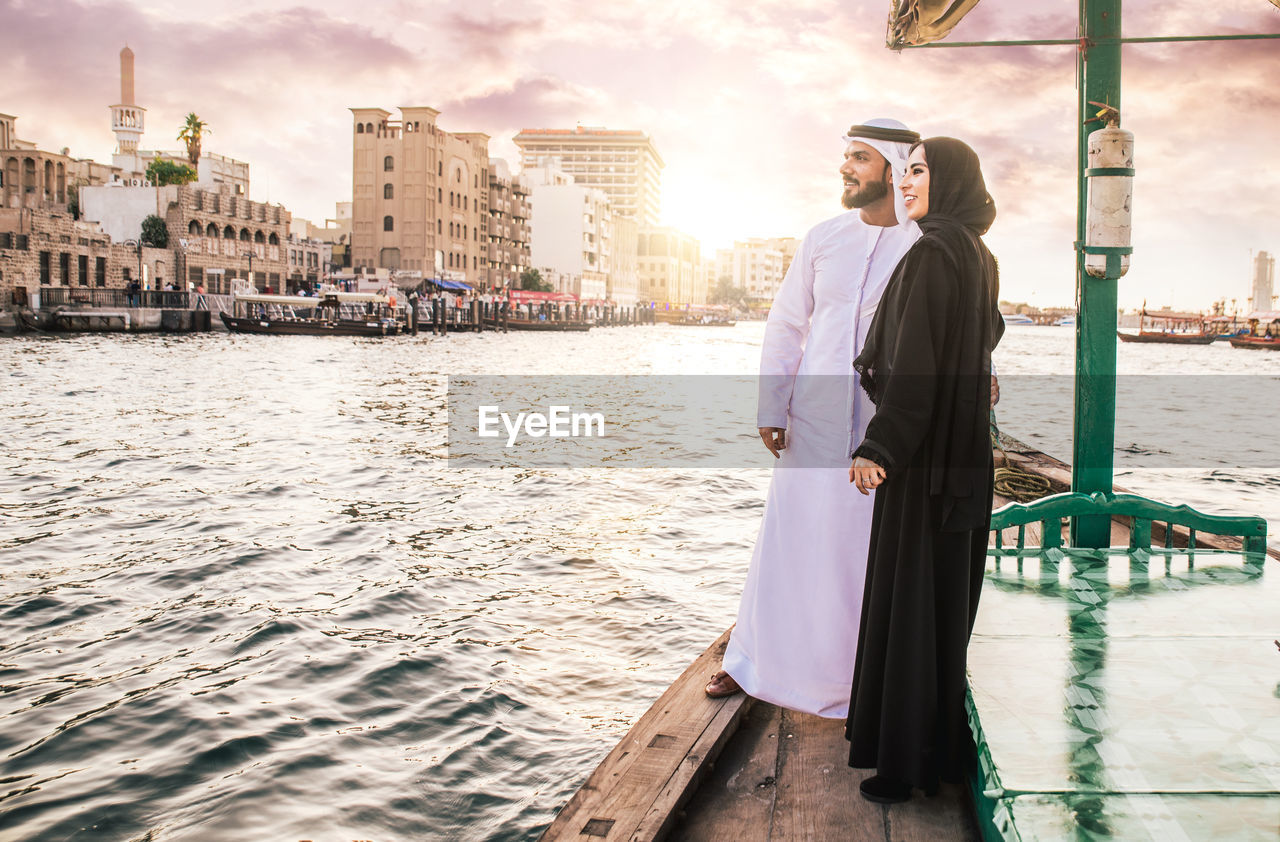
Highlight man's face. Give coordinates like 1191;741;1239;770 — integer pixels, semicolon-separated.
839;141;892;210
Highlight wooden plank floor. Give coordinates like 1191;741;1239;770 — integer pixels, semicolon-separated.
539;629;751;842
673;702;977;841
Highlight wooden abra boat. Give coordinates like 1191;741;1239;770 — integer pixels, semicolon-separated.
221;292;401;337
1116;307;1214;344
1226;310;1280;350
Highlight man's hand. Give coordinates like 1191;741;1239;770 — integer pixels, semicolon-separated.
759;427;786;458
849;456;886;495
991;374;1000;407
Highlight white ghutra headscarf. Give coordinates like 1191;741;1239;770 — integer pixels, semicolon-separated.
842;118;919;226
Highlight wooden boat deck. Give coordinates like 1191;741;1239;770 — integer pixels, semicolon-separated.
539;445;1278;841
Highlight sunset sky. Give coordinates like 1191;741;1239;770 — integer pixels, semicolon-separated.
3;0;1278;310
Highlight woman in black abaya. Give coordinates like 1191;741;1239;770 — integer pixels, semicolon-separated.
845;137;1003;803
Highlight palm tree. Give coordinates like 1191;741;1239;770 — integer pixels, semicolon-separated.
177;113;209;166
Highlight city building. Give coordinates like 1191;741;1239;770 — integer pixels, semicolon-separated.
0;207;143;307
609;216;639;307
513;127;663;226
295;202;352;274
349;106;491;287
637;225;707;306
1252;250;1275;312
2;112;119;210
487;158;531;290
525;164;611;301
285;226;330;291
80;183;291;293
714;239;786;303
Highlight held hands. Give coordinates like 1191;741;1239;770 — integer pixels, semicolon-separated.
759;427;786;458
849;456;885;495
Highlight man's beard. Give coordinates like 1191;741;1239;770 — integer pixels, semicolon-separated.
842;178;890;210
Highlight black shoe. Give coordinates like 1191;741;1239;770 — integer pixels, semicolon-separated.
859;774;912;804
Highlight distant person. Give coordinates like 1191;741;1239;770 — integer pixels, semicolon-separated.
705;119;924;716
846;137;1003;803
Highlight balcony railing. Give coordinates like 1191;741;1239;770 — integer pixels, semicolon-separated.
40;287;191;309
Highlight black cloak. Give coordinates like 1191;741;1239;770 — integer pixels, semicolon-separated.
845;137;1004;790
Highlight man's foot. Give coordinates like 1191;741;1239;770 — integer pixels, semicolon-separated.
859;774;912;804
704;670;742;698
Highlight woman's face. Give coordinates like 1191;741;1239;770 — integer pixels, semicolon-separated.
901;145;930;220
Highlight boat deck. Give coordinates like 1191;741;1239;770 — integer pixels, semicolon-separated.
539;447;1278;841
971;545;1279;840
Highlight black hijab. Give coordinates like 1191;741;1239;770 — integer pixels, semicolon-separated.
852;136;1004;530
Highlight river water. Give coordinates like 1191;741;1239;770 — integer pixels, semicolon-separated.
2;324;1277;841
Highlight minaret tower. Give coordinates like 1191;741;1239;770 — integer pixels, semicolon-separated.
110;46;146;176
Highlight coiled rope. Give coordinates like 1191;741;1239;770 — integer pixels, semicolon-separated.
990;414;1053;503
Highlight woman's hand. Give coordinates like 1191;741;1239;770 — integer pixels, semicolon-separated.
849;456;886;495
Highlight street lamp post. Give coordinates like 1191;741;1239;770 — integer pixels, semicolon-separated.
124;238;142;305
242;250;255;291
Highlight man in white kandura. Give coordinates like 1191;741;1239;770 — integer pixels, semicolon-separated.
705;119;923;717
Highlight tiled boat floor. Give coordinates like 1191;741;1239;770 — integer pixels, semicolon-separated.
969;549;1280;840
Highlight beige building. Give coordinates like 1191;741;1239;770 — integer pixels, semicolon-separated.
0;207;142;308
513;127;663;226
350;107;491;288
637;225;707;306
487;158;531;290
81;183;291;294
2;113;119;210
715;238;786;303
609;216;639;307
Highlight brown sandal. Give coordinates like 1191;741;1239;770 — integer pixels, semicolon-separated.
705;670;742;698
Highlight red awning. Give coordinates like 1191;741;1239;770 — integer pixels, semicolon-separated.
508;289;578;304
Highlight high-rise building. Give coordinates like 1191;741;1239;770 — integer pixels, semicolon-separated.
512;127;663;226
350;107;490;287
487;158;531;290
524;164;611;301
1252;250;1275;312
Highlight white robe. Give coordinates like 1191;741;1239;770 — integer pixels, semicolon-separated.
722;210;919;718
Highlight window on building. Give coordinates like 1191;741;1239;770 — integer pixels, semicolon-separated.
455;170;461;183
39;251;50;285
464;196;468;210
384;156;394;171
384;183;394;200
95;256;106;287
366;122;373;133
60;252;70;286
357;123;364;134
437;219;442;234
438;188;442;202
383;216;394;232
438;162;443;176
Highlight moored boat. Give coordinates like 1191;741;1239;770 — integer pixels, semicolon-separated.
1116;306;1214;344
220;291;402;337
1226;310;1280;350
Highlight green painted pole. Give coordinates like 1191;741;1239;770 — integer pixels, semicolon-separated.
1071;0;1122;547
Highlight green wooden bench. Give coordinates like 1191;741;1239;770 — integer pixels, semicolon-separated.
969;491;1274;841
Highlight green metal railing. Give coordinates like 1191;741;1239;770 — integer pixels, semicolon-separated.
989;491;1268;556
